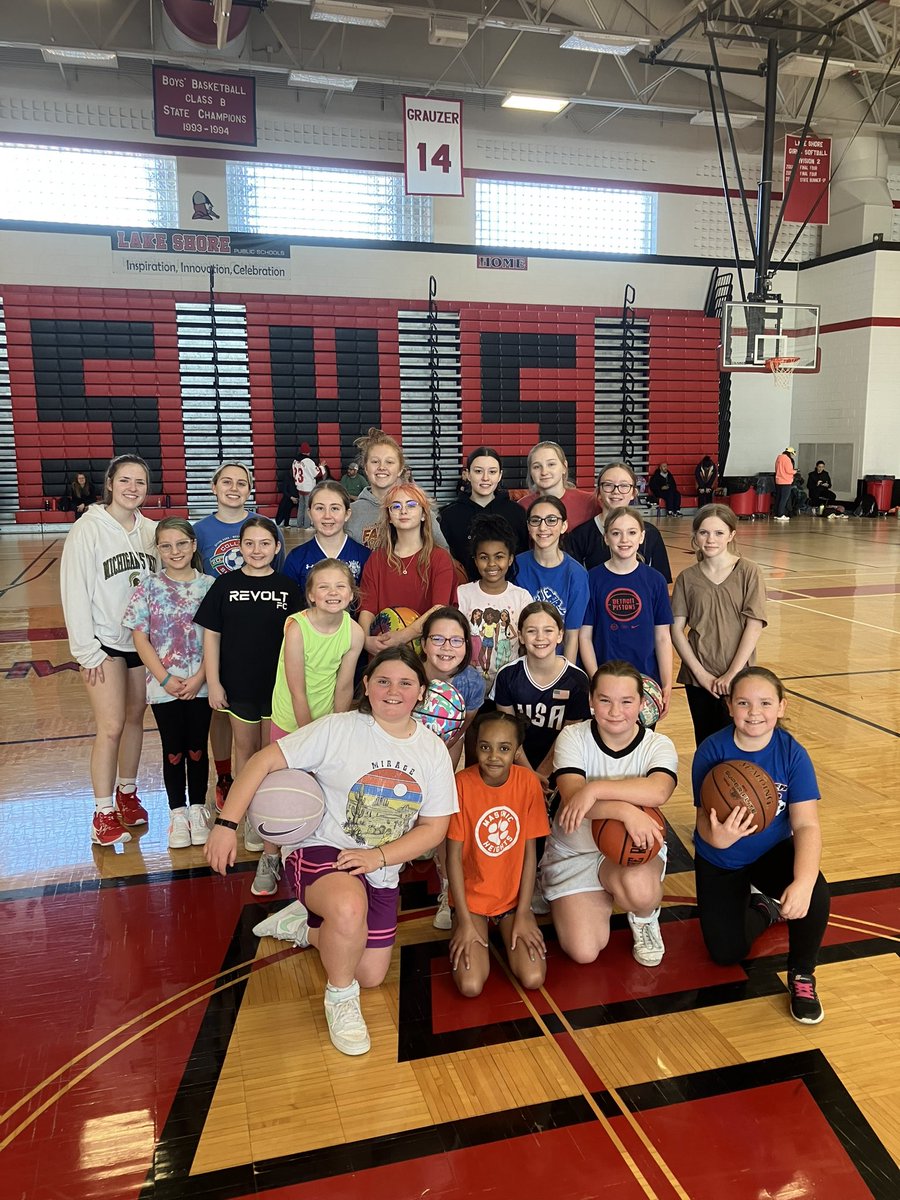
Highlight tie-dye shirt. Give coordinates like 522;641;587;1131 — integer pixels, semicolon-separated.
122;571;214;704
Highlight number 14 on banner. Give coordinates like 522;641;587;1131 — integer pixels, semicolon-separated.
403;96;464;197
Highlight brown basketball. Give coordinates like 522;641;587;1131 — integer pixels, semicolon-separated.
700;760;778;832
591;806;666;868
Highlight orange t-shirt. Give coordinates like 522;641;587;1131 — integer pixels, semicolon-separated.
447;764;550;917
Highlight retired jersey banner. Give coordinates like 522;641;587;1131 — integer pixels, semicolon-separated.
782;135;831;225
403;97;464;197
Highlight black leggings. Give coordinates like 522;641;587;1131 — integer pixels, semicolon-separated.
695;838;830;975
685;684;732;748
152;698;212;808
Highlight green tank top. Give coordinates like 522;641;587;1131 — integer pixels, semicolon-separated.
270;609;353;732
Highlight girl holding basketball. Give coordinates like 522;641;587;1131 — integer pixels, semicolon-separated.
514;497;590;661
692;666;829;1024
544;661;677;968
205;646;457;1058
579;507;673;719
252;559;366;897
122;518;214;850
457;515;532;692
60;454;157;846
671;504;767;747
282;481;370;591
194;517;304;851
358;482;458;657
447;710;549;997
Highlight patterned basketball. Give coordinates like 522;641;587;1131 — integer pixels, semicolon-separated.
592;806;666;868
413;678;466;744
639;675;663;727
700;760;778;832
372;606;420;654
247;769;325;846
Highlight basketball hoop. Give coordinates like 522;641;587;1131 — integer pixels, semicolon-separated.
765;356;800;389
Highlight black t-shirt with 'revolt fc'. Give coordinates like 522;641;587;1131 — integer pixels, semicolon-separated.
194;569;304;709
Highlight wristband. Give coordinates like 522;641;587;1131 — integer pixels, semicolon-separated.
161;672;172;688
379;846;387;869
214;817;239;830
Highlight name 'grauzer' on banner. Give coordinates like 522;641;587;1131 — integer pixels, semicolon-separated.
403;97;464;197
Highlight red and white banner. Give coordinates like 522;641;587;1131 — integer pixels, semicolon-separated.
153;66;257;147
403;97;464;197
782;135;830;225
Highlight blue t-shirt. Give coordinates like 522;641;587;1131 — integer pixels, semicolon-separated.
446;664;486;713
513;552;589;633
282;534;371;590
583;562;673;682
195;511;285;577
491;658;590;769
691;726;819;869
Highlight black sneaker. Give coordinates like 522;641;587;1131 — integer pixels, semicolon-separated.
788;971;824;1024
749;886;784;929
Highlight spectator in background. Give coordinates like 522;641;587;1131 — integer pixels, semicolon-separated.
774;446;796;522
63;470;97;519
293;443;321;530
648;463;682;516
806;461;835;514
340;461;366;499
695;456;718;507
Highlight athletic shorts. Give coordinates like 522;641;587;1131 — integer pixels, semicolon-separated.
270;721;292;741
452;906;516;926
224;698;272;724
540;842;668;903
99;643;142;670
283;845;399;949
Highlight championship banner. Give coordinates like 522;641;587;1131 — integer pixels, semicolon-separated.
153;66;257;147
403;97;464;197
782;135;831;225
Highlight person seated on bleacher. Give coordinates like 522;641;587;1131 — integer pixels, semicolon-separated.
648;463;681;516
62;471;97;519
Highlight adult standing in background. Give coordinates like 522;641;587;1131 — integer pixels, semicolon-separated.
439;446;529;578
695;456;718;507
340;461;366;499
806;461;835;513
517;441;599;529
567;463;672;583
774;446;796;522
293;443;321;530
648;463;681;516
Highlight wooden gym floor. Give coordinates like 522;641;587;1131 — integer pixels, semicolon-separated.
1;515;899;1200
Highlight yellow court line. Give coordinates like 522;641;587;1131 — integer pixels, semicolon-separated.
770;599;900;638
488;944;685;1200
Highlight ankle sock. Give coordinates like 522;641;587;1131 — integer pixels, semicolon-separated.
94;796;115;814
325;981;359;1003
117;779;136;795
215;758;231;778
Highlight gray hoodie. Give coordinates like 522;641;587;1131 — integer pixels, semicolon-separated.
345;486;449;552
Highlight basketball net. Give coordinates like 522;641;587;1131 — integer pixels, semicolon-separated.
765;356;800;390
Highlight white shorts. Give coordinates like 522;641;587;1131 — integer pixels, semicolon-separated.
540;842;668;903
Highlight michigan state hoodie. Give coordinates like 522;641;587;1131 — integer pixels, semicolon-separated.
60;504;158;669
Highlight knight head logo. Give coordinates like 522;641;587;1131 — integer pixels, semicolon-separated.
192;191;220;221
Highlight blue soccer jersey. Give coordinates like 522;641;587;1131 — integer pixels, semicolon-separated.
492;658;590;769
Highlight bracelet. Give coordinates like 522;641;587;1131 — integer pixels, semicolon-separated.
161;672;172;688
214;817;239;830
379;846;387;869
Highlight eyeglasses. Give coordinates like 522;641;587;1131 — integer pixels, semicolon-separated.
599;482;635;494
388;500;420;513
527;514;562;528
158;540;193;551
427;634;466;648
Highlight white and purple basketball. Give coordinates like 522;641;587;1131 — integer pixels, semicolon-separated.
639;675;664;727
247;769;325;845
413;678;466;744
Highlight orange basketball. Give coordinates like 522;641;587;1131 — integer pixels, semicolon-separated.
700;760;778;832
591;806;666;868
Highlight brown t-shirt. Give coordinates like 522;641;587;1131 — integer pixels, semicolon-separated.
671;558;767;685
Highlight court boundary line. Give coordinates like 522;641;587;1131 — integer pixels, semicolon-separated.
783;687;900;739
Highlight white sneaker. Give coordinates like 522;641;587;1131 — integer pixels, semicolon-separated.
324;983;371;1056
168;808;191;849
433;886;452;930
774;515;790;522
188;805;210;846
244;819;264;852
628;910;665;967
252;899;309;946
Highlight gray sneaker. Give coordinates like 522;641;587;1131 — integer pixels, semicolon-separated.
252;899;309;946
628;909;665;967
250;852;282;897
244;819;264;852
433;885;452;930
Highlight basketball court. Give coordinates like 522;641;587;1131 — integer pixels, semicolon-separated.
3;517;899;1200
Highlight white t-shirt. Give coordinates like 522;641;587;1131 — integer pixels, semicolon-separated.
547;722;678;859
278;710;458;888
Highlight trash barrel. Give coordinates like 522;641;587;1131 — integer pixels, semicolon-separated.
865;476;894;512
727;488;756;517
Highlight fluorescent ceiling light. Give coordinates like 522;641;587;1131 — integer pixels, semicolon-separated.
41;47;118;67
560;31;651;55
288;70;358;90
691;110;757;128
781;54;854;79
502;93;568;114
428;16;470;47
310;1;392;28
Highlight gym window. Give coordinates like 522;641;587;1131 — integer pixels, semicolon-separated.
475;178;656;255
0;143;177;226
227;161;432;242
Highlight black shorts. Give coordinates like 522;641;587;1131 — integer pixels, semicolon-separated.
99;643;143;670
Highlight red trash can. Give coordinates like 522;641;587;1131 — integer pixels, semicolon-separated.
727;489;755;517
865;477;894;512
754;490;772;516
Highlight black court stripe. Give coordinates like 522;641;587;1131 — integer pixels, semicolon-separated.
782;668;900;680
0;540;60;600
0;726;158;747
784;687;900;738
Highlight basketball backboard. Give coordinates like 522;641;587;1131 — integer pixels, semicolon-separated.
720;302;820;371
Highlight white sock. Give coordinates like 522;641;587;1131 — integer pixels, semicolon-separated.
630;908;660;924
94;796;115;814
325;980;359;1003
117;779;137;794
